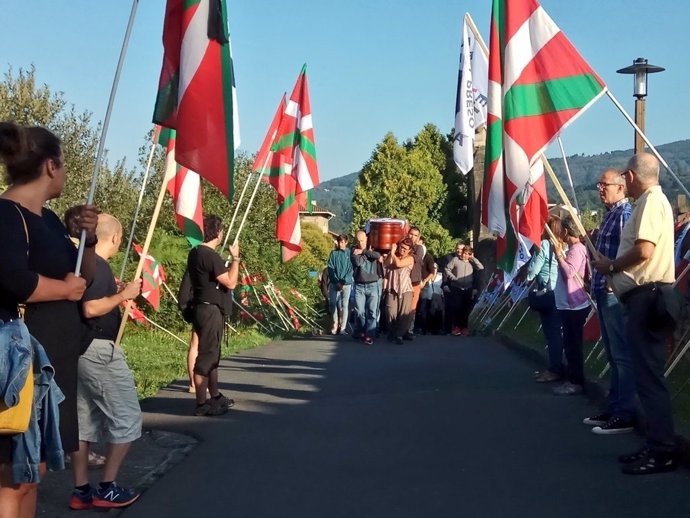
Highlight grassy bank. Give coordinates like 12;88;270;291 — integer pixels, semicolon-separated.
121;325;272;399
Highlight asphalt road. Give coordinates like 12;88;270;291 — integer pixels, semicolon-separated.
124;333;690;518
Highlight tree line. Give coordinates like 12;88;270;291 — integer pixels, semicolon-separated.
0;66;334;333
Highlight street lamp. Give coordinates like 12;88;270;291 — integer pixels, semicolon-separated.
616;57;665;153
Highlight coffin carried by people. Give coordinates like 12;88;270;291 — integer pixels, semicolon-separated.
365;218;410;252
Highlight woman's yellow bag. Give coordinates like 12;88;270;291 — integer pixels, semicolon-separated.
0;365;34;434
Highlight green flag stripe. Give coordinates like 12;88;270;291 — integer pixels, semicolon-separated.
271;132;298;152
497;223;517;272
153;74;179;124
278;193;296;214
485;119;504;164
298;137;316;159
182;218;203;246
503;74;604;120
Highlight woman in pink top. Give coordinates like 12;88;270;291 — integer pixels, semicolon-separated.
552;215;591;395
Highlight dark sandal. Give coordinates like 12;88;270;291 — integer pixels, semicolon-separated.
621;454;676;475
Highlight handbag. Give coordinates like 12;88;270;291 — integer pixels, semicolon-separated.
0;359;34;434
528;245;555;312
0;204;35;434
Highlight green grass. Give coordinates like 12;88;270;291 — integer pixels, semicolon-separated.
478;297;690;433
121;325;272;399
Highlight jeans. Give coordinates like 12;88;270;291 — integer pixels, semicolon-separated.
559;307;590;386
537;304;563;376
353;282;380;338
595;291;636;420
329;284;352;332
623;288;675;453
449;287;473;329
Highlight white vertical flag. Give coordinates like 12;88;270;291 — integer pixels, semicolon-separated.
453;15;489;175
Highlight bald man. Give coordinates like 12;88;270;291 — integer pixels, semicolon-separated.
351;230;382;344
593;153;677;475
69;214;143;509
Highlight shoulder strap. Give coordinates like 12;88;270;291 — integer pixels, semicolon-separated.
12;204;29;253
546;242;554;286
12;204;29;319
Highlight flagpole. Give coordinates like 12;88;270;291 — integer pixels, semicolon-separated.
556;136;581;214
76;0;139;275
231;153;272;248
162;281;178;303
115;160;170;346
606;91;690;199
141;315;187;345
232;299;271;334
221;170;256;249
120;126;158;280
541;157;598;256
464;13;489;58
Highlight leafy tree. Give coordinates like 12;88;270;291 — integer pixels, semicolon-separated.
351;127;455;256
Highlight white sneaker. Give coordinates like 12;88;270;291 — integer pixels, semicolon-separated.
552;382;584;395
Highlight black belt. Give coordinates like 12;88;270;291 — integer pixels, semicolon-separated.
619;282;671;305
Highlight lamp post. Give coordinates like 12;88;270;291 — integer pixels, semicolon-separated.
616;57;665;154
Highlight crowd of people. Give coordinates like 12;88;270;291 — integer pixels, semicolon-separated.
525;152;679;475
325;227;484;345
0;119;682;518
0;122;244;516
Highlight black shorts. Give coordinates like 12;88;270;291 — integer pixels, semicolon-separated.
192;304;224;376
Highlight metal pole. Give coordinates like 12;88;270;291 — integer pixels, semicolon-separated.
607;91;690;199
232;299;270;334
513;303;531;330
120;126;158;280
221;171;256;249
230;152;272;248
556;136;580;214
76;0;139;274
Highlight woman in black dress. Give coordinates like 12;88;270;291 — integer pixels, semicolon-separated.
0;122;97;517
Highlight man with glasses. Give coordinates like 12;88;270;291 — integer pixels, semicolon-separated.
583;169;634;435
593;153;677;474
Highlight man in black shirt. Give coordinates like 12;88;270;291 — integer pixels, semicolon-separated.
187;214;240;416
71;214;142;509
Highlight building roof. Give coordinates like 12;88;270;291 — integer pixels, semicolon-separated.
298;200;335;218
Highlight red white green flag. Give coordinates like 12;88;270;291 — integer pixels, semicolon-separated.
158;127;204;247
253;95;286;175
258;66;320;262
481;0;606;271
133;244;166;310
266;65;320;195
253;94;301;261
153;0;240;198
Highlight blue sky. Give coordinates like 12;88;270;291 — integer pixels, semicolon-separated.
1;0;688;182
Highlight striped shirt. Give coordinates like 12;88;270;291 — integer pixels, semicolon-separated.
593;198;632;295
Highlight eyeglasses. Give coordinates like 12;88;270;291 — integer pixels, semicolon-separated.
596;182;622;189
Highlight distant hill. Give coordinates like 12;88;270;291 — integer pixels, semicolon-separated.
547;139;690;209
311;172;358;233
310;139;690;232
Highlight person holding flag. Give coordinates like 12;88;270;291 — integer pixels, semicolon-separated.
70;214;143;510
0;122;98;516
186;215;238;416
